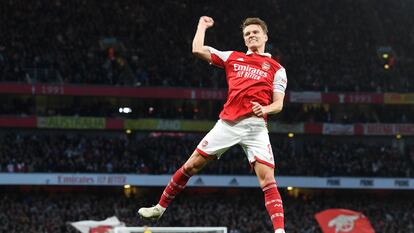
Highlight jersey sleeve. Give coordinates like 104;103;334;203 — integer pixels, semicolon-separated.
273;68;288;94
206;46;233;68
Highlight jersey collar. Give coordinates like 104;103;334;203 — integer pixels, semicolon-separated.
246;50;272;58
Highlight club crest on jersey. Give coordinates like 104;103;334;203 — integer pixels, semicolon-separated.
262;62;271;71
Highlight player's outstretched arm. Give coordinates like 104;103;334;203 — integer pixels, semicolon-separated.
192;16;214;63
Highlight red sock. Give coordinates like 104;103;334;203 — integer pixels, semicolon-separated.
263;182;284;230
158;166;192;208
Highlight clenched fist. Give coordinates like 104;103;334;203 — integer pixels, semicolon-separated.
198;16;214;29
251;101;268;117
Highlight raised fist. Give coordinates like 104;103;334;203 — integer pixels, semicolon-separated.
198;16;214;29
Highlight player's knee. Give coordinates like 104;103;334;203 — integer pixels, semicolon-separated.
183;163;193;175
259;176;276;188
257;171;275;187
254;163;275;186
183;161;202;175
183;151;212;175
262;178;276;188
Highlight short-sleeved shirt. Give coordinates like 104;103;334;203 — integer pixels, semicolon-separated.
208;47;287;122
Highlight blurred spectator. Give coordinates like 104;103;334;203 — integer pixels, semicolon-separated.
0;189;412;233
0;132;412;177
0;0;413;91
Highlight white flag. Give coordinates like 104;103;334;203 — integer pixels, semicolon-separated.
70;216;124;233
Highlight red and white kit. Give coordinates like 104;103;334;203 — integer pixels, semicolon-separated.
196;47;287;168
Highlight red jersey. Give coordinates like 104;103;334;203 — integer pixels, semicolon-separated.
208;47;287;122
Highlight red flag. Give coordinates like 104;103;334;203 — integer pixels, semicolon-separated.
89;226;112;233
70;216;124;233
315;209;375;233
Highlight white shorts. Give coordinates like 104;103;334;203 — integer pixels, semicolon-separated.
196;117;275;168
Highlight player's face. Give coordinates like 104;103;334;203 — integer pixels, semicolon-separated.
243;24;268;51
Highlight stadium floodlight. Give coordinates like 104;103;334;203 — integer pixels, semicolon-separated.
119;107;132;113
114;227;228;233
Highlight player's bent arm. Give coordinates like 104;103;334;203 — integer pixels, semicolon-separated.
263;92;285;115
192;45;212;63
192;25;212;63
263;67;287;115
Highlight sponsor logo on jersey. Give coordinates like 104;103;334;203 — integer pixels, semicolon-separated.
236;58;244;61
233;63;268;80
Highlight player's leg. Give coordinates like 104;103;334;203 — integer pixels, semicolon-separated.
138;150;214;220
240;118;285;233
254;162;285;233
158;150;216;208
138;119;240;220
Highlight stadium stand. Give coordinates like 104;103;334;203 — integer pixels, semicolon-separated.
0;0;413;91
1;132;413;177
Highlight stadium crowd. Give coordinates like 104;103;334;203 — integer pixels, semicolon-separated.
0;189;412;233
1;132;413;177
0;0;413;91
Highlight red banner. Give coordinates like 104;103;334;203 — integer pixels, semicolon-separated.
34;84;195;99
304;123;323;134
0;83;225;99
0;116;37;128
341;93;383;104
2;83;414;104
315;209;375;233
0;83;33;94
194;89;227;100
